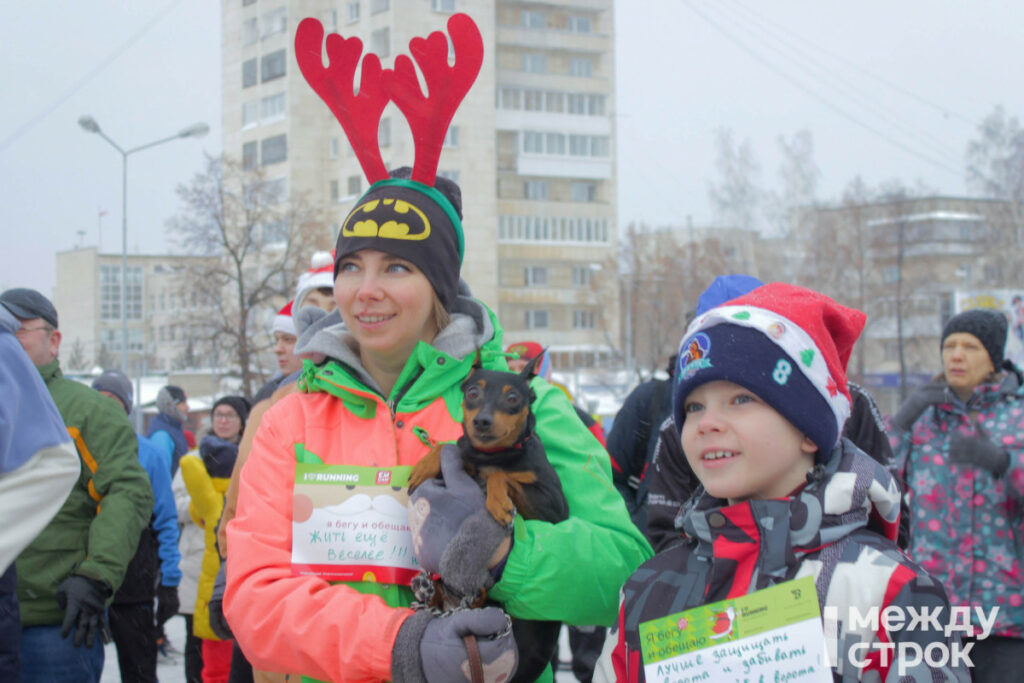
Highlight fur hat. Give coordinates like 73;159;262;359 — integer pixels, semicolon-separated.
156;385;187;417
673;283;865;460
941;309;1007;368
273;300;297;336
92;369;133;414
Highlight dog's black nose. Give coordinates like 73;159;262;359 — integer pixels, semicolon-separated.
473;413;493;431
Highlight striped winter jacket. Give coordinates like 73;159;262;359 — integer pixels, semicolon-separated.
611;440;969;682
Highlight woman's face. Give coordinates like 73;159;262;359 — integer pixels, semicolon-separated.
942;332;995;397
211;405;243;442
334;249;439;363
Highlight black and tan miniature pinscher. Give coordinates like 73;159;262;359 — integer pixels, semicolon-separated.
408;350;568;683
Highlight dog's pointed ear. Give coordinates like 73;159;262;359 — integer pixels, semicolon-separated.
472;347;483;370
521;347;547;380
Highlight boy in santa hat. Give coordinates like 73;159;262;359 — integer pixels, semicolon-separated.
608;283;967;682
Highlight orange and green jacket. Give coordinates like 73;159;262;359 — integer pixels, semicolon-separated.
225;301;651;682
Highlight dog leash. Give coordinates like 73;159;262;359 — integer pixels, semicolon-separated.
463;635;485;683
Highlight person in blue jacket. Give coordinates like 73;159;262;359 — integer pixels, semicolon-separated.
0;302;80;678
93;370;182;683
147;385;190;475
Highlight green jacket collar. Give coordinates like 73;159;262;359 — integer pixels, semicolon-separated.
37;359;61;384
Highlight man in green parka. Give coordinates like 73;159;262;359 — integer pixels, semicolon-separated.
1;288;153;682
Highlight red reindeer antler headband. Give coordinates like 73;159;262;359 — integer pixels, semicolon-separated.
294;13;483;188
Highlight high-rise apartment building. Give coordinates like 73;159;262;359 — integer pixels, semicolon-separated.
221;0;618;369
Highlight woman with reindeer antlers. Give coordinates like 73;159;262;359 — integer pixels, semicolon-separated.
223;13;651;683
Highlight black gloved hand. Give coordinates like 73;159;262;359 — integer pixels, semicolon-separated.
892;382;949;432
56;574;112;648
208;564;232;640
391;608;518;683
949;433;1011;478
156;584;180;627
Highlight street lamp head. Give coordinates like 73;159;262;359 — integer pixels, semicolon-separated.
178;122;210;139
78;115;101;134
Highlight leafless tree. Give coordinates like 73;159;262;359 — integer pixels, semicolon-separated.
708;129;762;231
167;155;329;398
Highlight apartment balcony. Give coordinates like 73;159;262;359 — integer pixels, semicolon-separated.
496;26;611;54
496;109;611;136
517;154;611;180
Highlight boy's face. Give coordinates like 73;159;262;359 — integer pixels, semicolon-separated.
680;380;816;505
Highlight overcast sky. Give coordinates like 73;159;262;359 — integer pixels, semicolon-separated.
3;0;1022;297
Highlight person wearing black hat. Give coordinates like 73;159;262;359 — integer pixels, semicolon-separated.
0;287;152;681
894;308;1024;682
224;13;650;679
181;395;249;681
92;370;182;683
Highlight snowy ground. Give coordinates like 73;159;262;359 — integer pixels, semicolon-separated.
100;615;580;682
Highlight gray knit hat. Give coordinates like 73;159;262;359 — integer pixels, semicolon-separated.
941;309;1008;368
92;369;133;414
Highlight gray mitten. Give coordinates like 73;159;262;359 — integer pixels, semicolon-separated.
408;445;510;601
392;608;518;683
892;382;949;432
949;433;1011;478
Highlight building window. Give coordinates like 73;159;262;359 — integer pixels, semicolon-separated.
262;7;287;38
432;0;455;11
242;100;259;128
329;138;340;159
498;214;610;245
882;266;900;284
443;126;459;148
498;88;521;110
323;9;338;30
570;182;596;202
265;177;287;202
522;53;546;74
242;141;258;169
522;131;543;154
524;180;548;200
569;57;592;77
524;90;543;111
572;266;592;287
525;309;549;329
242;17;259;45
370;0;388;14
436;169;460;185
242;58;258;88
261;49;286;82
330;180;339;201
347;1;360;22
573;310;596;329
524;266;548;286
568;16;592;34
262;221;288;245
521;10;545;29
545;133;565;155
347;175;361;196
261;134;287;165
99;265;143;321
370;27;390;58
261;92;286;121
379;118;391;147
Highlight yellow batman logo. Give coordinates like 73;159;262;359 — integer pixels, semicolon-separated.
341;198;431;241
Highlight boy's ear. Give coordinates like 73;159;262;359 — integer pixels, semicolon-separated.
800;435;818;455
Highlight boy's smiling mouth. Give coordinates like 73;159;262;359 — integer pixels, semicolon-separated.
702;449;738;461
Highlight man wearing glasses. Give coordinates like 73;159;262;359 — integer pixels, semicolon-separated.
0;287;152;682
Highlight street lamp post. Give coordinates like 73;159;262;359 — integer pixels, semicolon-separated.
78;116;208;410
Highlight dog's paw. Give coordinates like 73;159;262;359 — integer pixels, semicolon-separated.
486;496;516;527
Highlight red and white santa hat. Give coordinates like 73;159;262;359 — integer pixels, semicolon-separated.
673;283;866;460
272;300;296;336
294;250;335;310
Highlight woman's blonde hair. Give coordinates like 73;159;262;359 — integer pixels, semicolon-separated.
432;295;452;332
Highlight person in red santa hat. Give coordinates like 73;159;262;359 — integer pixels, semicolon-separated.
608;283;968;682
